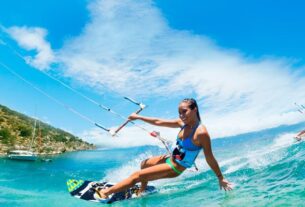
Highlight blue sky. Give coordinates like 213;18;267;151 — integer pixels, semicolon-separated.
156;0;305;61
1;0;305;147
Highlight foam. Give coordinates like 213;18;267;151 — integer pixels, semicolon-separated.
220;133;297;174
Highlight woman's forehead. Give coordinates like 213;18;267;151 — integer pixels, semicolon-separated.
179;102;190;109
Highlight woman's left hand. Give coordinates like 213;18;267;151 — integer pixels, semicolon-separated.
128;113;141;120
218;178;233;191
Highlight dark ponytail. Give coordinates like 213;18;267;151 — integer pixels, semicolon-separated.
182;98;201;122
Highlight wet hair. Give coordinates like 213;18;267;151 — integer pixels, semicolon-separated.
181;98;201;122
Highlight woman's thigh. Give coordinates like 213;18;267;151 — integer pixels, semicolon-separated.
141;155;168;169
138;163;179;182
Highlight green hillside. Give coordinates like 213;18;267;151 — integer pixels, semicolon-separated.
0;104;95;154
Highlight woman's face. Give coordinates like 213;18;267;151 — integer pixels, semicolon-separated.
178;102;197;124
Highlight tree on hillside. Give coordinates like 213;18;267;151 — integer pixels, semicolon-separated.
0;128;15;145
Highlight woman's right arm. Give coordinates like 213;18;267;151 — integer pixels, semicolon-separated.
128;113;183;128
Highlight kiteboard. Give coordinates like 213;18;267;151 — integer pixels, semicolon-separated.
66;179;157;204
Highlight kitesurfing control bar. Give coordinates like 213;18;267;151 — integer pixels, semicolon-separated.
111;107;145;136
110;97;146;136
95;123;110;132
124;96;140;105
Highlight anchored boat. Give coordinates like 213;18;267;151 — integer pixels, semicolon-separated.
7;150;37;161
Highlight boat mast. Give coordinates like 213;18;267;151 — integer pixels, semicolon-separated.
38;121;42;153
29;119;37;151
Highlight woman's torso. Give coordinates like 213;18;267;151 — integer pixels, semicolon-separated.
172;124;202;168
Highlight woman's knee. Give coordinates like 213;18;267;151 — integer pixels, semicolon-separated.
130;171;143;184
140;159;148;169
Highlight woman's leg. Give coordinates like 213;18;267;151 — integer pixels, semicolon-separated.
98;161;179;198
140;155;168;192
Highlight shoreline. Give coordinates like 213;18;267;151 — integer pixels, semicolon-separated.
0;148;95;157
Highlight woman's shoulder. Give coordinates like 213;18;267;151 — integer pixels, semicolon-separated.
195;124;210;139
193;124;210;147
197;124;208;133
176;119;185;128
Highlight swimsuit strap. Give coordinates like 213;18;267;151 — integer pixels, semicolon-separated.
178;122;200;139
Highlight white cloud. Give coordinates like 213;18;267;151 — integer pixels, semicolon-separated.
6;26;55;70
58;0;305;140
6;0;305;143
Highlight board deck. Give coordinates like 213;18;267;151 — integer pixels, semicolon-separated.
67;179;157;204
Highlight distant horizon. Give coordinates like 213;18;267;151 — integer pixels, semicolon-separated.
1;102;304;150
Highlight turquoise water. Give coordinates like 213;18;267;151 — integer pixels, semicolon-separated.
1;126;305;207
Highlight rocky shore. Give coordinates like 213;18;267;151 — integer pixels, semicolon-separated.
0;104;95;156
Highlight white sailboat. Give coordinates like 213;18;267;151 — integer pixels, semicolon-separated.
8;119;38;161
7;149;37;161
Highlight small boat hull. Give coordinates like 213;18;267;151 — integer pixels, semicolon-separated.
7;150;38;161
8;154;37;161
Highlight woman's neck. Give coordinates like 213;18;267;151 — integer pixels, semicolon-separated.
187;119;199;129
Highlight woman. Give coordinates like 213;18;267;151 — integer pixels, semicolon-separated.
96;98;232;200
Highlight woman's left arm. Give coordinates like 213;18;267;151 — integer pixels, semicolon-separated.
198;126;233;191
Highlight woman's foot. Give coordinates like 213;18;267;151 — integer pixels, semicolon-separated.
136;189;143;197
94;188;110;202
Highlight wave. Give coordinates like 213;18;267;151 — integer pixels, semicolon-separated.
220;132;298;174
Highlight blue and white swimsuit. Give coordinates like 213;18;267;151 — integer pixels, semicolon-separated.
172;124;201;168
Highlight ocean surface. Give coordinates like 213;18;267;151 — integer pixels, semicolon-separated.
1;124;305;207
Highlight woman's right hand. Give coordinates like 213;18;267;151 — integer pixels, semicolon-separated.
218;177;233;191
128;113;141;120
